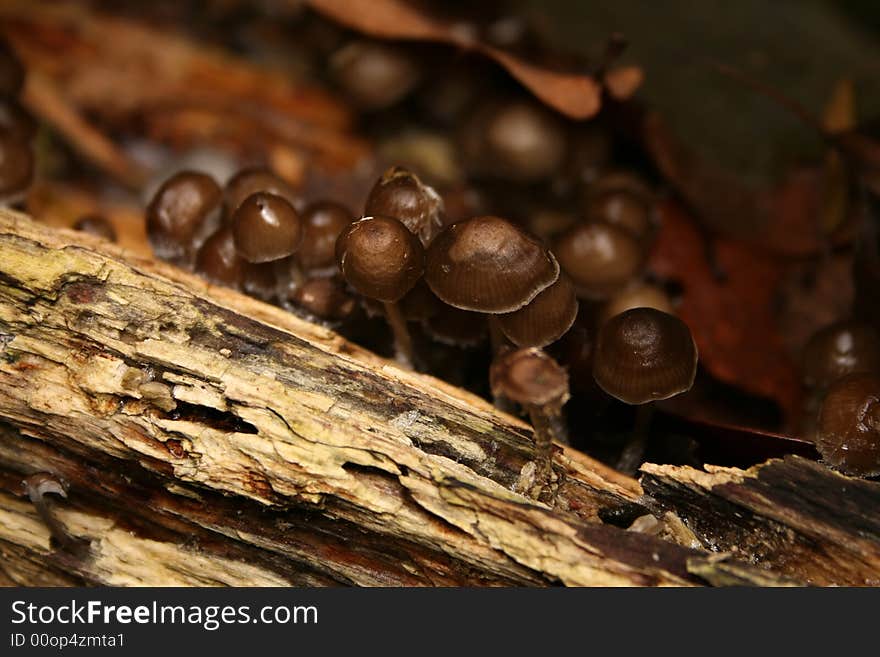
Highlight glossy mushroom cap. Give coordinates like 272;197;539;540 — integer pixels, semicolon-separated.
0;40;24;96
802;320;880;390
462;100;566;182
232;192;303;263
490;347;570;411
195;225;243;288
425;215;559;313
298;200;354;271
0;98;37;141
288;277;356;321
554;222;645;300
584;190;654;242
0;131;33;199
223;167;303;220
330;40;421;110
816;373;880;477
599;283;675;326
593;307;698;405
146;171;222;262
73;214;117;242
498;275;578;348
364;166;444;246
335;215;424;302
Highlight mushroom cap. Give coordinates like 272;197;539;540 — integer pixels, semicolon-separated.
335;215;424;303
0;132;33;197
584;190;654;242
232;192;303;263
195;225;243;288
490;347;570;409
599;283;675;326
498;275;578;348
593;307;698;405
554;221;645;300
425;215;559;313
330;40;421;111
146;170;221;261
298;200;354;270
364;166;444;246
802;320;880;390
816;373;880;477
289;277;356;321
223;167;303;219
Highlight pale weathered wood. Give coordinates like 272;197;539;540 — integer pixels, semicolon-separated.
0;210;729;586
642;456;880;586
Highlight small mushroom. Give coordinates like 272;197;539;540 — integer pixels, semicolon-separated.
593;307;698;473
195;225;243;288
336;215;424;369
22;472;77;550
146;170;222;266
553;221;645;300
490;348;570;499
73;214;117;243
584;189;654;243
286;276;356;322
801;320;880;391
232;192;303;263
364;166;445;246
460;100;566;182
497;275;578;348
816;373;880;477
223;167;303;220
330;40;422;111
297;200;354;272
0;131;33;204
598;282;675;326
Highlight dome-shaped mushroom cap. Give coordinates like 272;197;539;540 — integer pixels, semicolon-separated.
223;167;303;219
335;215;424;303
802;321;880;390
593;307;698;405
232;192;303;263
364;166;444;246
498;275;578;348
816;373;880;477
146;170;221;262
425;215;559;313
490;348;570;409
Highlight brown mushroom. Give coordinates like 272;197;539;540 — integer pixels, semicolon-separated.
298;200;354;272
802;320;880;391
231;192;303;263
584;190;654;243
330;40;422;111
490;348;570;499
553;221;645;300
286;276;357;322
497;275;578;348
336;215;424;369
364;166;445;246
816;373;880;477
146;170;222;266
223;167;303;220
593;307;698;473
195;225;243;288
598;282;675;326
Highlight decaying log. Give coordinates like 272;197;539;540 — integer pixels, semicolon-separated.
642;456;880;585
0;210;751;587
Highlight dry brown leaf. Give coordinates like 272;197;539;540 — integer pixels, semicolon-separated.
307;0;607;119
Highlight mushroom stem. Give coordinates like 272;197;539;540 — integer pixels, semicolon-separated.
616;402;654;475
23;473;77;550
383;300;416;370
526;406;562;497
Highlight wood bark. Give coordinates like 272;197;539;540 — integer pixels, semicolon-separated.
0;210;730;587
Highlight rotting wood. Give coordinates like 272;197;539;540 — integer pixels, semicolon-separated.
641;456;880;586
0;209;737;587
